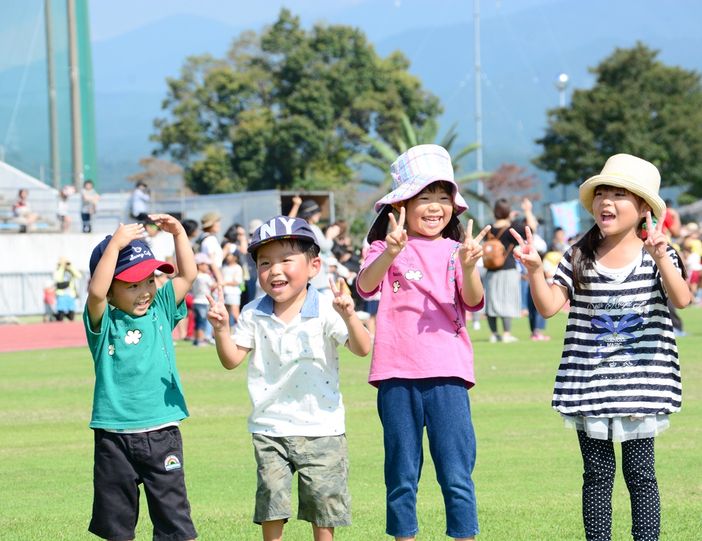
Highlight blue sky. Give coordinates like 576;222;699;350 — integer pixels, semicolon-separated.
86;0;561;42
89;0;371;41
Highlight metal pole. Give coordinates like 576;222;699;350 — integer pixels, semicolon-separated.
45;0;61;189
67;0;83;189
555;73;569;201
473;0;485;225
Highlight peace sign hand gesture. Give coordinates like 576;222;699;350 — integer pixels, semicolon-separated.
458;220;491;270
329;276;356;319
206;285;229;330
385;206;408;257
643;211;668;260
510;226;543;272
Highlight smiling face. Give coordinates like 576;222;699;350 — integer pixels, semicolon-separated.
592;184;648;238
255;240;321;312
402;182;455;240
108;274;158;317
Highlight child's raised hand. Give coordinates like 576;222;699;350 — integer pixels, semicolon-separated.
643;211;668;259
206;285;229;330
112;222;146;249
385;206;408;256
148;214;183;236
458;220;491;269
510;226;543;271
329;276;355;319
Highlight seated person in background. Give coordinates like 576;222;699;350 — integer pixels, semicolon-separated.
12;188;39;232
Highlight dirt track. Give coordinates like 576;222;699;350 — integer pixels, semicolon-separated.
0;321;86;353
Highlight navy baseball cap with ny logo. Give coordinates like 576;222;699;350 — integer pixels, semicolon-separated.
248;216;319;254
89;236;174;282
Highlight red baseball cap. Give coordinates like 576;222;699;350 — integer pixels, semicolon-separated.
90;236;174;283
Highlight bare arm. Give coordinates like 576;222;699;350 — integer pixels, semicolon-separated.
357;207;407;293
521;198;538;232
207;286;251;369
209;263;224;285
288;195;301;218
68;264;82;279
511;226;569;317
86;223;146;330
329;278;371;356
644;212;692;308
148;214;196;303
458;220;491;307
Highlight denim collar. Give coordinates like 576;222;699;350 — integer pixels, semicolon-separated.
253;284;320;318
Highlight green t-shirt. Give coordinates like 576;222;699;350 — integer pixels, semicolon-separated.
83;281;188;429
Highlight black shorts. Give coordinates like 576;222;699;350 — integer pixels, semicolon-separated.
89;426;197;541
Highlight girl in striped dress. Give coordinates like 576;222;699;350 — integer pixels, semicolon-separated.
510;154;692;541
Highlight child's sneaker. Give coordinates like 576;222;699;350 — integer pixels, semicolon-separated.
502;334;519;343
489;334;500;343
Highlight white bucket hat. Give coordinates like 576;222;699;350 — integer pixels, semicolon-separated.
579;154;666;219
373;144;468;214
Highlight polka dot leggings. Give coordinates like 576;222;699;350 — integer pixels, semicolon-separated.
577;431;660;541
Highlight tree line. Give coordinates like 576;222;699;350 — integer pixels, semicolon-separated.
150;10;702;213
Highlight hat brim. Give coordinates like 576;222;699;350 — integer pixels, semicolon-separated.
248;234;319;255
579;174;666;220
374;176;468;214
115;260;175;283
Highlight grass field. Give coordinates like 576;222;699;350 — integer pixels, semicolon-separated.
1;309;700;540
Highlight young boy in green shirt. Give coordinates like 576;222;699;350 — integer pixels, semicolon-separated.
84;215;198;541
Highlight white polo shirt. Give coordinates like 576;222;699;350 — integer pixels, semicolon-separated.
233;286;349;437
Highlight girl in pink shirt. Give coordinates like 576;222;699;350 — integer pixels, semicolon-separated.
357;144;490;541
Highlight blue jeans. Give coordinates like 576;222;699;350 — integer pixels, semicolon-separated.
377;378;479;538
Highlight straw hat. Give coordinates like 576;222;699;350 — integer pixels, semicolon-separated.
579;154;666;219
200;211;221;229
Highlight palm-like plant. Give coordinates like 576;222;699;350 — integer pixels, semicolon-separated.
355;114;490;217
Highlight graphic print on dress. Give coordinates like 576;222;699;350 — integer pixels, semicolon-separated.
591;312;643;367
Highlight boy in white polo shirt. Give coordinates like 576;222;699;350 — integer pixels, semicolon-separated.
206;215;371;541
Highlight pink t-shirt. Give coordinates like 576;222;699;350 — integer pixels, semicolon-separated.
357;236;483;388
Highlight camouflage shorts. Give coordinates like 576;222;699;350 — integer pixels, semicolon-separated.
252;433;351;527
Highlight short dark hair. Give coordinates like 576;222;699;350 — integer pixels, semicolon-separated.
181;219;199;238
493;198;511;220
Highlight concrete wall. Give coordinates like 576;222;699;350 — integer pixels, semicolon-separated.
0;189;336;316
0;233;99;316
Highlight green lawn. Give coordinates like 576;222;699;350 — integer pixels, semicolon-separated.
1;309;700;540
